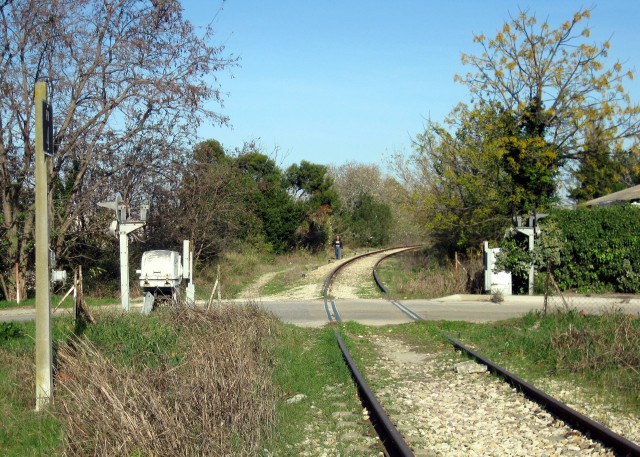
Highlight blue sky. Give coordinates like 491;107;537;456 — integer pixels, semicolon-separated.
182;1;640;168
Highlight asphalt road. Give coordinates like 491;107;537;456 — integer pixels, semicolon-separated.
256;294;640;327
3;294;640;326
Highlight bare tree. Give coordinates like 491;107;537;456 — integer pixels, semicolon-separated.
329;162;388;212
0;0;236;299
175;141;258;261
329;162;420;244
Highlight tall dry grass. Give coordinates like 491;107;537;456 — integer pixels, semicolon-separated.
393;252;484;298
552;310;640;373
54;303;278;456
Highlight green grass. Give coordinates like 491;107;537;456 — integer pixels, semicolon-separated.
2;302;638;454
264;323;371;455
355;283;383;298
257;266;304;296
0;319;73;456
80;311;181;368
259;278;287;295
0;295;119;310
376;259;414;295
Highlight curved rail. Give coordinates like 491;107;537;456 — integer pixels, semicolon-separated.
371;247;421;295
323;248;387;299
372;250;640;455
323;246;417;456
322;247;388;322
323;245;421;301
372;247;423;321
448;336;640;456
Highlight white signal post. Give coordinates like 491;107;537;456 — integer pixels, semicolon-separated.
98;194;147;311
183;240;195;305
118;221;145;311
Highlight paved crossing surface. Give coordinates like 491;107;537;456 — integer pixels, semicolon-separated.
255;294;640;327
2;294;639;325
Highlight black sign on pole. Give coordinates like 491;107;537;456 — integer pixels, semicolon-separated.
42;101;53;156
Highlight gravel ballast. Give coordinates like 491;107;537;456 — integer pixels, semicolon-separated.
364;335;634;456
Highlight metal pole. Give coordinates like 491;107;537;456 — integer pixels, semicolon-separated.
119;228;129;311
455;251;459;291
34;80;52;411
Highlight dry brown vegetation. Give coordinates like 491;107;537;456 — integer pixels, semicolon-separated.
392;253;484;298
54;303;278;456
552;312;640;373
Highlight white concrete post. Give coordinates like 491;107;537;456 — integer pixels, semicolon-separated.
117;221;145;311
119;227;130;311
35;80;52;411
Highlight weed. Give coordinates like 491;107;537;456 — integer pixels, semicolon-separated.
550;309;640;373
54;302;279;456
0;322;24;340
376;250;483;299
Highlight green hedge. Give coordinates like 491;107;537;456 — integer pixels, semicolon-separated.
550;204;640;293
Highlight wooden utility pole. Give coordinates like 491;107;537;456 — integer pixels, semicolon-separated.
35;80;52;411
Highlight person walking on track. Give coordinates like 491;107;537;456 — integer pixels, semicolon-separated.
333;235;343;259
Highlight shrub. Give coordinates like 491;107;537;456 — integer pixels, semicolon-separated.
0;322;24;340
497;205;640;293
551;205;640;293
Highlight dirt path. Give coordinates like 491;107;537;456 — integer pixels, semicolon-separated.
241;258;343;301
239;247;411;301
238;271;282;300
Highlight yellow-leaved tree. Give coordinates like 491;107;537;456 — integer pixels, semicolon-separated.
402;8;640;253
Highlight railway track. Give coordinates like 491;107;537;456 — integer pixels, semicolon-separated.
323;246;640;456
322;246;420;323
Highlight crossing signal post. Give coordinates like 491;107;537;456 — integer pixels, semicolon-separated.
98;194;147;311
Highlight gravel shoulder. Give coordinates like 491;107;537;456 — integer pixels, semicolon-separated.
365;335;619;457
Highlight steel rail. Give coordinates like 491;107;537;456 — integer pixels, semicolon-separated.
323;246;418;456
371;246;422;295
322;247;389;322
335;330;414;456
372;250;640;455
448;335;640;457
322;248;387;302
372;246;423;321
